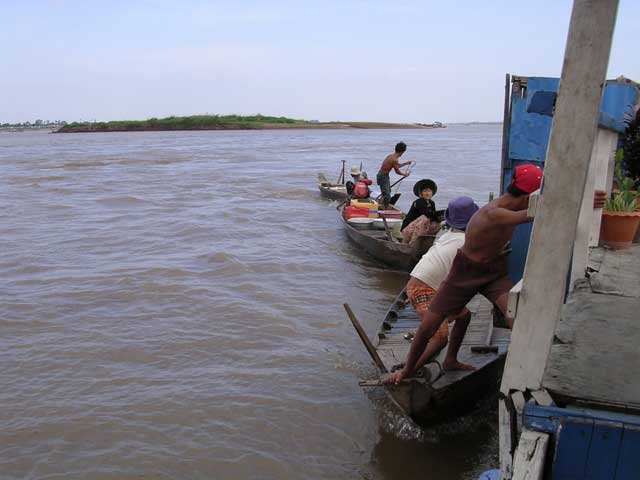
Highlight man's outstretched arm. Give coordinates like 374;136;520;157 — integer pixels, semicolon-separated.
393;161;411;176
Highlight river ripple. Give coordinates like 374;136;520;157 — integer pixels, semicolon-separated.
1;126;501;479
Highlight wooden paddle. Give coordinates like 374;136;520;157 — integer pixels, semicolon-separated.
380;215;397;243
343;303;388;373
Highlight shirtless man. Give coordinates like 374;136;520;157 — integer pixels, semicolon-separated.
377;142;412;209
387;164;543;383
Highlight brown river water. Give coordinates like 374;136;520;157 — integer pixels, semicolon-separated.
1;125;502;479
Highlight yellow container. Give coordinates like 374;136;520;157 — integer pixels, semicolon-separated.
351;199;379;210
368;210;379;218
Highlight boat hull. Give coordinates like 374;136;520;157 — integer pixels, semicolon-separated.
318;184;349;201
372;289;511;427
341;206;434;271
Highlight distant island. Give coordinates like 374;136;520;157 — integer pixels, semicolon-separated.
55;115;445;133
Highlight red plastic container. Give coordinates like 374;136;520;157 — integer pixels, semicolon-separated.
379;210;403;219
345;206;370;220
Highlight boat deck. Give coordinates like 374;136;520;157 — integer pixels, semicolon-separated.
375;293;511;390
542;244;640;411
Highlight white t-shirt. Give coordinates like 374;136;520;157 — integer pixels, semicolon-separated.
410;230;465;289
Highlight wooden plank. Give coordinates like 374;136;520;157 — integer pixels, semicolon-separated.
511;391;526;433
512;430;549;480
589;129;618;246
501;0;619;395
344;303;388;373
572;129;620;287
570;131;601;288
524;404;640;433
616;425;640;479
542;289;640;408
552;418;594;478
530;389;555;407
507;280;522;319
526;189;540;218
585;421;624;479
500;73;511;193
499;398;515;480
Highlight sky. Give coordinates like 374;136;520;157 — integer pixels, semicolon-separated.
1;0;639;124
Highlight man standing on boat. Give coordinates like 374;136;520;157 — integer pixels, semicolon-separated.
377;142;412;209
386;164;543;384
383;196;480;385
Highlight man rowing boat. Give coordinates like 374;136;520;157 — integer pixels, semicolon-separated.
377;142;412;209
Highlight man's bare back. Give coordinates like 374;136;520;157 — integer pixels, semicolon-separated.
462;197;532;263
380;153;408;175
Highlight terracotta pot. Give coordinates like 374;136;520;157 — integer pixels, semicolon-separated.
601;211;640;249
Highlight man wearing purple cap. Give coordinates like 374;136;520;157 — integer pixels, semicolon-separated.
384;196;480;384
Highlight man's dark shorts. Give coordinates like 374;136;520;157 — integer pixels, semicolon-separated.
428;250;513;316
376;171;391;204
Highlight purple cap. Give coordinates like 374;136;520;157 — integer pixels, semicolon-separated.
444;196;479;229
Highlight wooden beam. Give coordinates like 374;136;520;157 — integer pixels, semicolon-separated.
499;398;516;479
500;73;511;193
526;190;541;218
571;129;620;287
589;129;618;246
511;391;527;433
512;430;549;480
531;389;555;407
500;0;619;395
343;303;388;373
507;280;523;320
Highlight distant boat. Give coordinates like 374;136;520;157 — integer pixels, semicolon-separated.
317;173;349;201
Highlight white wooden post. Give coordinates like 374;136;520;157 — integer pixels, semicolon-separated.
589;129;619;246
571;128;619;286
499;0;619;476
500;0;619;395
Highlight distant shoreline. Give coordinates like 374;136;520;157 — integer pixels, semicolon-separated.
54;115;446;133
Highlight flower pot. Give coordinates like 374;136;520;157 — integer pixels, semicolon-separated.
600;211;640;249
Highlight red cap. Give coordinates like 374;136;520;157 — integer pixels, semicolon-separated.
512;164;543;194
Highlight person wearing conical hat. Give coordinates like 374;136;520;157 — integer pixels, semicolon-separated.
383;196;480;383
400;179;441;243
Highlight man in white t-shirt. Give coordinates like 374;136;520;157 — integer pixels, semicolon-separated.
384;196;479;384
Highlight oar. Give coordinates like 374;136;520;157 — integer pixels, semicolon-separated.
381;215;397;243
343;303;388;373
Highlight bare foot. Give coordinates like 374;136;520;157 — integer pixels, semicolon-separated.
443;359;476;371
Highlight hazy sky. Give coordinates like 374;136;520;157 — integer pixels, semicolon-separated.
2;1;639;124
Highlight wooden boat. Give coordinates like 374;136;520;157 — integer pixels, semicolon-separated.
355;289;511;426
340;204;436;271
318;182;349;201
317;172;349;201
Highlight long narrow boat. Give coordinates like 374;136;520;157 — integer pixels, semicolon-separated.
340;205;436;271
318;182;349;201
359;289;511;426
317;173;349;201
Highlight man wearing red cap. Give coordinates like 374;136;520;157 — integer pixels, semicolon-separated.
388;164;543;381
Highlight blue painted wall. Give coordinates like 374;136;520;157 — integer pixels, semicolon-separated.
503;77;638;282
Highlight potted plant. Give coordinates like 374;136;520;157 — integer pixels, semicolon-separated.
600;149;640;249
